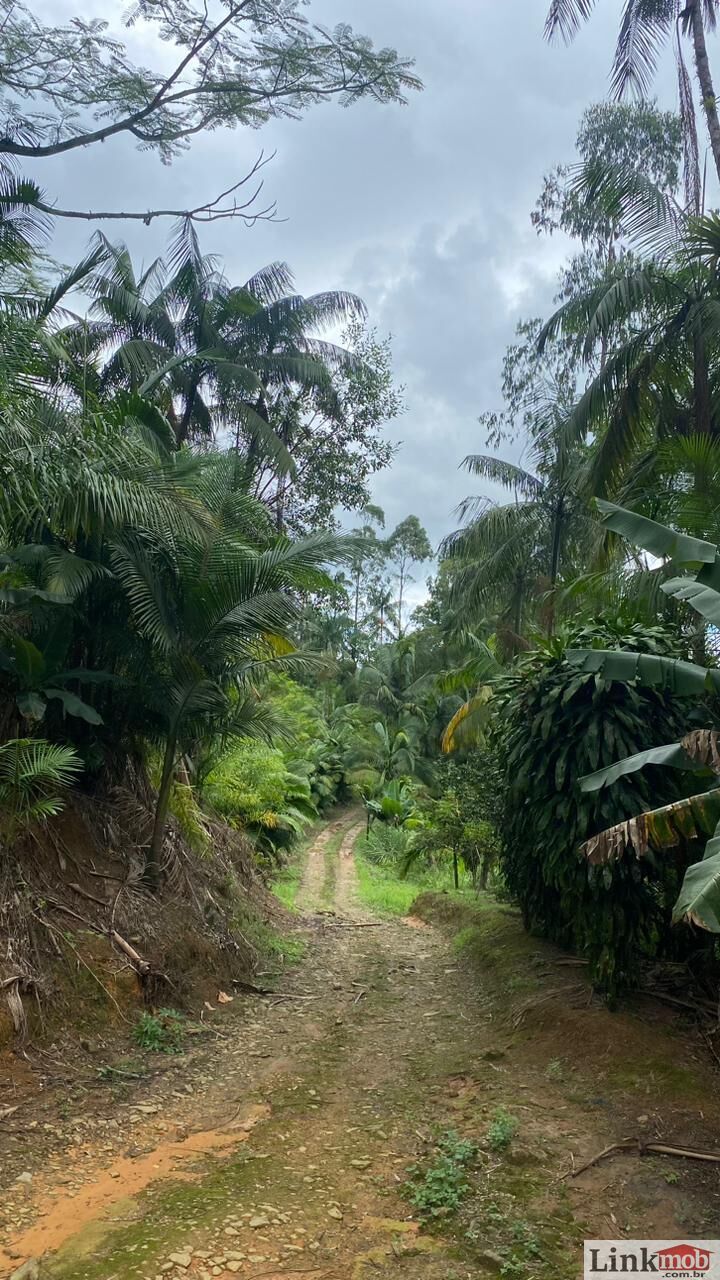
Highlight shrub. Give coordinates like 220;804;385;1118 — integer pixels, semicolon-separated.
169;782;211;856
203;742;317;857
362;822;414;867
495;621;697;993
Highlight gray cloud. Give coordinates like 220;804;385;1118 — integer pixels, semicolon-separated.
34;0;683;596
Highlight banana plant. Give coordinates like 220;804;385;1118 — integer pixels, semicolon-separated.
365;779;416;828
0;633;105;726
568;499;720;931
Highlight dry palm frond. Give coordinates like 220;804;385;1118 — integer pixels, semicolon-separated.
581;788;720;865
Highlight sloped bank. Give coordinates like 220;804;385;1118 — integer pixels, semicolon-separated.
0;787;290;1056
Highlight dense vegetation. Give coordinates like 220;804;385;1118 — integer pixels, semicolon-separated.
6;0;720;1029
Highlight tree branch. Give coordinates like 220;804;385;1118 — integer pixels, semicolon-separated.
28;152;282;225
0;1;253;159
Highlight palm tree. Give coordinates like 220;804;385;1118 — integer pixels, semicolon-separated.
441;392;593;641
544;0;720;200
344;719;435;788
0;739;81;845
73;225;365;496
355;639;433;732
366;582;397;645
125;524;341;881
538;173;720;507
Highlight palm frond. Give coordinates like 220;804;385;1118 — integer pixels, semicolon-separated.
544;0;598;43
461;455;544;497
610;0;675;99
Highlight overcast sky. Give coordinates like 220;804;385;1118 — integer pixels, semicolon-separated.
40;0;682;603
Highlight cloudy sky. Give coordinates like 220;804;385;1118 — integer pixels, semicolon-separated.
40;0;681;600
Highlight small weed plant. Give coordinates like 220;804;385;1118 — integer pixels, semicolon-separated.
133;1008;186;1054
500;1218;542;1276
404;1129;477;1220
487;1107;519;1151
545;1058;565;1082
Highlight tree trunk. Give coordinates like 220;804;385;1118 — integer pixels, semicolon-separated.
0;699;15;745
397;567;404;639
691;0;720;186
513;577;523;641
549;504;563;587
351;570;361;662
176;379;199;447
693;329;713;435
547;499;564;635
452;847;459;891
599;230;616;373
147;731;177;889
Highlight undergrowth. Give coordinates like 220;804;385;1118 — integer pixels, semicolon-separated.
272;839;310;910
133;1008;186;1054
487;1107;519;1151
404;1129;477;1220
354;832;467;916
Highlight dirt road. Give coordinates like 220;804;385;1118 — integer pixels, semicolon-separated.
2;814;720;1279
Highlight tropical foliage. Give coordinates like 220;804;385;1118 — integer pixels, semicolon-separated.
566;502;720;935
10;0;720;1027
494;621;696;992
0;189;408;883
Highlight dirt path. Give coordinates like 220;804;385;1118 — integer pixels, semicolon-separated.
2;816;720;1279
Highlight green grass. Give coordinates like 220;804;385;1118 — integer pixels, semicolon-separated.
355;854;421;915
133;1009;186;1054
321;826;346;907
353;833;463;917
272;845;307;910
271;820;327;910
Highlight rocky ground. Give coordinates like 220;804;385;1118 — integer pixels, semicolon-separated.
1;813;720;1280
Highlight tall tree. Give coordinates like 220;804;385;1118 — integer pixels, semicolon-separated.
253;324;403;534
442;391;593;643
0;0;421;225
347;505;387;659
533;100;683;298
385;515;433;637
544;0;720;199
65;225;366;469
538;167;720;502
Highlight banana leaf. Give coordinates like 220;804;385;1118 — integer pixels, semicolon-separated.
661;576;720;626
580;741;698;793
580;789;720;865
581;730;720;792
596;499;718;565
441;687;493;754
673;822;720;932
568;648;720;694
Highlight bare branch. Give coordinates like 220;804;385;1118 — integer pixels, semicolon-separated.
5;151;282;225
